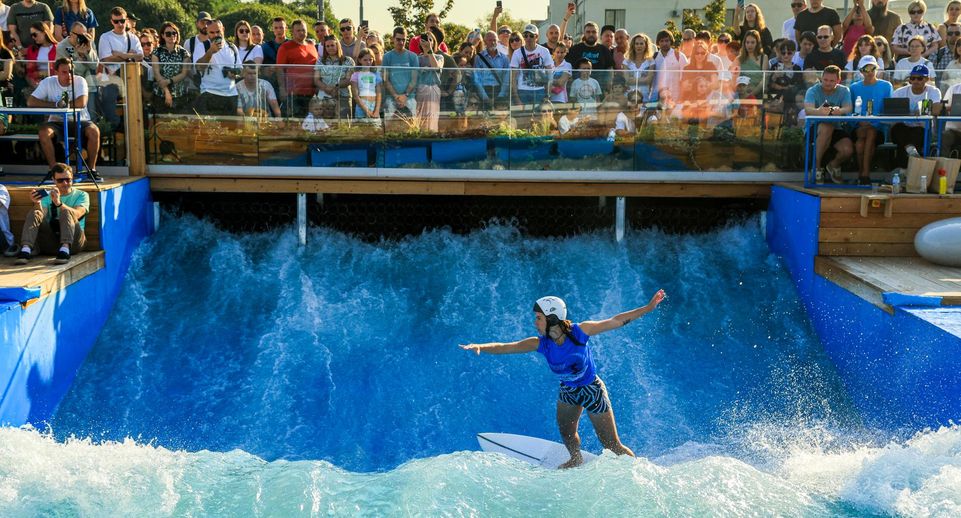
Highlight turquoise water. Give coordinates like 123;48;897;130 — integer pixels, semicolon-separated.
1;215;960;515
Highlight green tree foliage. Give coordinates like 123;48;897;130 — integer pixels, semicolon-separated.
441;22;470;50
388;0;454;36
475;9;526;34
663;0;730;44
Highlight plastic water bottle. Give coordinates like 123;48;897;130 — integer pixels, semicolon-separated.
892;171;901;194
452;83;466;115
920;175;928;193
854;96;862;116
607;128;616;142
939;168;948;195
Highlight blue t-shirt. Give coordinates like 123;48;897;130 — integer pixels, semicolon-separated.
54;7;98;34
850;79;894;129
382;49;420;93
804;83;852;110
536;323;596;387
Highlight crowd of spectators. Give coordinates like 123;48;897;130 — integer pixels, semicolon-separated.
3;0;961;178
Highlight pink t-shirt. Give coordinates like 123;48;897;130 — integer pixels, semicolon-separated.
843;25;868;57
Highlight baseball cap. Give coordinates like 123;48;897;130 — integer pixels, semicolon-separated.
523;24;539;35
197;11;212;21
736;75;751;86
910;64;930;77
857;55;879;70
498;25;511;35
127;12;140;21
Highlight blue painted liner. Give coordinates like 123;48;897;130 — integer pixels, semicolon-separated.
310;143;371;167
384;141;429;168
431;138;488;163
634;142;689;171
0;287;41;304
556;138;615;158
766;185;961;430
491;136;554;162
0;178;154;426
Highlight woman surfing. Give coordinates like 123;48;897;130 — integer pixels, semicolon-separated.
461;290;666;468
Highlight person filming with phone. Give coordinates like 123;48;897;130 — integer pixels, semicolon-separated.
13;163;89;266
196;18;240;115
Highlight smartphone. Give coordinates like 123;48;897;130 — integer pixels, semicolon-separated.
737;0;744;7
33;189;49;199
496;0;502;8
361;20;368;29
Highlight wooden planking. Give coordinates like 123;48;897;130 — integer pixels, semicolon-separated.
820;197;961;213
819;228;918;244
818;242;919;257
149;176;773;198
815;255;961;311
124;63;147;176
0;251;105;300
819;212;956;228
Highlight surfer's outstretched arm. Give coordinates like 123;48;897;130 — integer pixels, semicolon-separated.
579;289;666;336
460;337;539;355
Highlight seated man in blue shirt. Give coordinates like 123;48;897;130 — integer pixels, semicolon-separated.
804;65;853;183
849;55;893;185
473;30;509;111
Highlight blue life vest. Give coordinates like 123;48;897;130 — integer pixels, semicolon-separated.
536;323;596;387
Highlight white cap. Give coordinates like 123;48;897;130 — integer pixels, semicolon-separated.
523;24;539;35
857;55;879;70
736;76;751;86
535;296;567;321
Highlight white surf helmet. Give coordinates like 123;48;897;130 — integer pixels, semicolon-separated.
534;296;567;323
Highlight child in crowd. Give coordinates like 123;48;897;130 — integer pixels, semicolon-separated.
351;49;383;123
302;96;331;132
769;39;804;123
569;58;602;114
550;43;572;103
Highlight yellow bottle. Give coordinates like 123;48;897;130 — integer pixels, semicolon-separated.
939;169;948;195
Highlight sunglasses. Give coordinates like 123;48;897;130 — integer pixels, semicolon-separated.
340;26;352;32
164;31;177;37
523;33;536;38
718;38;730;43
510;38;520;43
909;76;926;81
141;41;153;46
111;18;126;24
237;28;249;34
861;66;877;72
950;31;961;36
909;9;923;14
791;2;804;6
55;177;72;183
817;35;831;39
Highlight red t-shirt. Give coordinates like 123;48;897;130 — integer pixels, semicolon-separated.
276;40;319;95
408;35;449;55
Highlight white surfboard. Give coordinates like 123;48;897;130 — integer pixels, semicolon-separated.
476;432;598;469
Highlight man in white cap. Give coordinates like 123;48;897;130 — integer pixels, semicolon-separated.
509;23;553;109
849;55;893;184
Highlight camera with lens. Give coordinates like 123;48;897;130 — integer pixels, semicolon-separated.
222;66;242;78
76;33;90;46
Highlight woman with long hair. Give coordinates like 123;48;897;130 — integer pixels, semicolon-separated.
461;291;666;469
23;22;57;90
737;30;768;99
939;0;961;44
415;31;443;132
846;34;881;82
234;20;264;65
624;33;655;103
314;36;355;119
875;35;895;71
151;22;191;112
942;38;961;91
0;29;13;88
54;0;97;41
508;32;522;60
733;3;774;56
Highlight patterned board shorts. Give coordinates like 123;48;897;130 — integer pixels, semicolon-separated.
558;376;612;415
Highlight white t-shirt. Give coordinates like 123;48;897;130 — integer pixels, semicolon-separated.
237;78;277;113
237;44;264;64
31;75;91;121
783;17;797;43
654;48;688;102
302;113;329;131
893;83;941;126
614;111;634;133
894;56;936;82
98;30;143;74
0;183;12;247
945;82;961;130
625;59;655;100
188;36;207;63
509;44;553;90
200;43;239;96
549;60;571;102
0;4;9;30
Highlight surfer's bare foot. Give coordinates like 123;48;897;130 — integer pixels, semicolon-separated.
559;455;583;469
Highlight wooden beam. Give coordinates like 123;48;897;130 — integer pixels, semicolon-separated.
821;197;961;213
148;177;772;198
818;243;918;256
124;62;146;176
814;256;894;314
819;212;957;228
819;228;918;244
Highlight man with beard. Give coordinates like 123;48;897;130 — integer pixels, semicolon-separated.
566;21;615;92
868;0;902;43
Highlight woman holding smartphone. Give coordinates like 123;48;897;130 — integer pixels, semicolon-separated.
415;31;444;131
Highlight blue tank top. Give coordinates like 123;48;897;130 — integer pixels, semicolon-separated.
536;324;596;387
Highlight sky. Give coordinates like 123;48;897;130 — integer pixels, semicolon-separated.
327;0;549;33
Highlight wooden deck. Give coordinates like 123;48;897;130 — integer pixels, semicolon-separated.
0;175;134;301
779;183;961;313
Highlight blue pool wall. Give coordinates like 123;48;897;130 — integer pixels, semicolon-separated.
0;178;154;426
767;185;961;430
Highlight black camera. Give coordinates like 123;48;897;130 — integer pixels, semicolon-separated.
76;33;90;46
222;66;242;78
